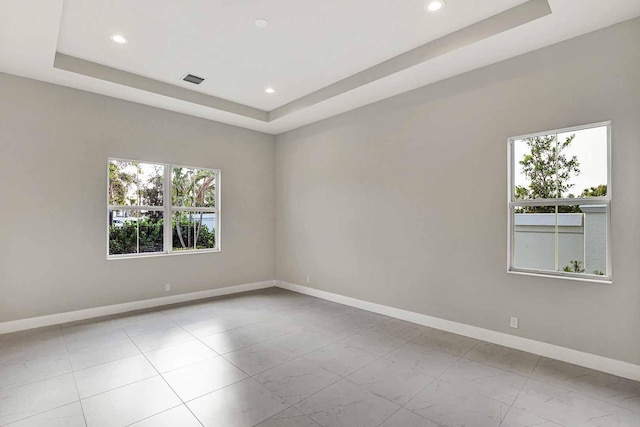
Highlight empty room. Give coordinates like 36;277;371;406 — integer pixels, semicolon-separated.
1;0;640;426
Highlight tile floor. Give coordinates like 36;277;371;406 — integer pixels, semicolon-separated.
1;288;639;427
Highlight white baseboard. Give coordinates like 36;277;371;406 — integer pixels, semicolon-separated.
276;280;640;382
0;280;275;334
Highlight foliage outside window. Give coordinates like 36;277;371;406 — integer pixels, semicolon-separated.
108;159;219;258
508;122;610;281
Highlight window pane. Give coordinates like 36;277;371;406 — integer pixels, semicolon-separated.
584;204;607;276
557;126;608;198
138;163;164;207
172;211;216;251
555;207;586;274
513;134;559;200
108;210;164;255
513;206;559;271
109;209;138;255
138;211;164;253
513;204;608;276
513;126;608;201
108;160;164;206
171;167;216;208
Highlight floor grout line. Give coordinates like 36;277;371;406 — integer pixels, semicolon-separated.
123;327;205;427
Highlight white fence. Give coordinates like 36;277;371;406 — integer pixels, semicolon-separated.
514;206;606;274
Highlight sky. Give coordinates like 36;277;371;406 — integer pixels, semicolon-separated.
513;125;608;198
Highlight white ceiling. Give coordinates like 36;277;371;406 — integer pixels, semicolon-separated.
1;0;640;134
57;0;529;111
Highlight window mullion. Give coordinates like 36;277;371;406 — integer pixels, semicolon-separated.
164;164;172;254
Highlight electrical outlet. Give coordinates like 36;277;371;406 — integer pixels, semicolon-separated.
305;276;311;284
165;283;171;292
510;316;519;329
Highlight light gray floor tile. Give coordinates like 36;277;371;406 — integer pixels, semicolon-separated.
513;378;640;427
81;376;181;427
181;316;251;338
385;342;459;376
380;408;441;427
406;378;510;427
0;353;71;390
187;378;288;427
464;342;541;376
61;320;119;337
63;328;129;352
513;380;622;426
121;317;179;337
268;330;336;357
199;327;269;354
4;402;86;427
303;341;379;377
162;356;248;401
129;405;202;427
342;328;409;356
295;379;400;427
439;358;527;405
4;289;640;427
144;340;217;373
74;354;157;398
255;359;341;404
130;327;195;352
255;407;319;427
0;330;67;366
375;319;429;341
223;342;295;376
307;322;363;341
108;311;162;328
159;307;217;326
346;358;434;405
253;318;307;337
0;373;78;425
531;357;640;411
276;309;337;328
412;329;480;356
499;407;562;427
218;308;275;325
68;338;140;371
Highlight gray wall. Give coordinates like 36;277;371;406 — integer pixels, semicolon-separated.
0;74;276;322
275;18;640;364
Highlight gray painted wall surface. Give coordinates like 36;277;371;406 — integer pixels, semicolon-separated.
0;74;276;322
275;18;640;364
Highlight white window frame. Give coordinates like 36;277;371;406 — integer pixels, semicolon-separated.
107;157;221;259
507;121;612;283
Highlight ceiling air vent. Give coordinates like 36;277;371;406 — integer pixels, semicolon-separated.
182;74;205;85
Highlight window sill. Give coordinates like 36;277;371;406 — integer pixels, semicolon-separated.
107;249;220;260
508;269;612;284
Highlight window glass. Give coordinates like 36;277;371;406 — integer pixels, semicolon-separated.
509;123;609;280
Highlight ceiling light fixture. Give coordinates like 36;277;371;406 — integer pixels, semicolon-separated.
425;0;445;13
109;34;128;44
255;19;269;28
265;87;275;94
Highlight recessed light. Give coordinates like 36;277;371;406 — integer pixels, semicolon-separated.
265;87;275;94
255;19;269;28
109;34;128;44
425;0;445;13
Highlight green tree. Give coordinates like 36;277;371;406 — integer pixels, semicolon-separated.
171;168;216;249
580;184;607;197
108;161;138;226
139;165;164;220
515;134;580;213
108;161;137;205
